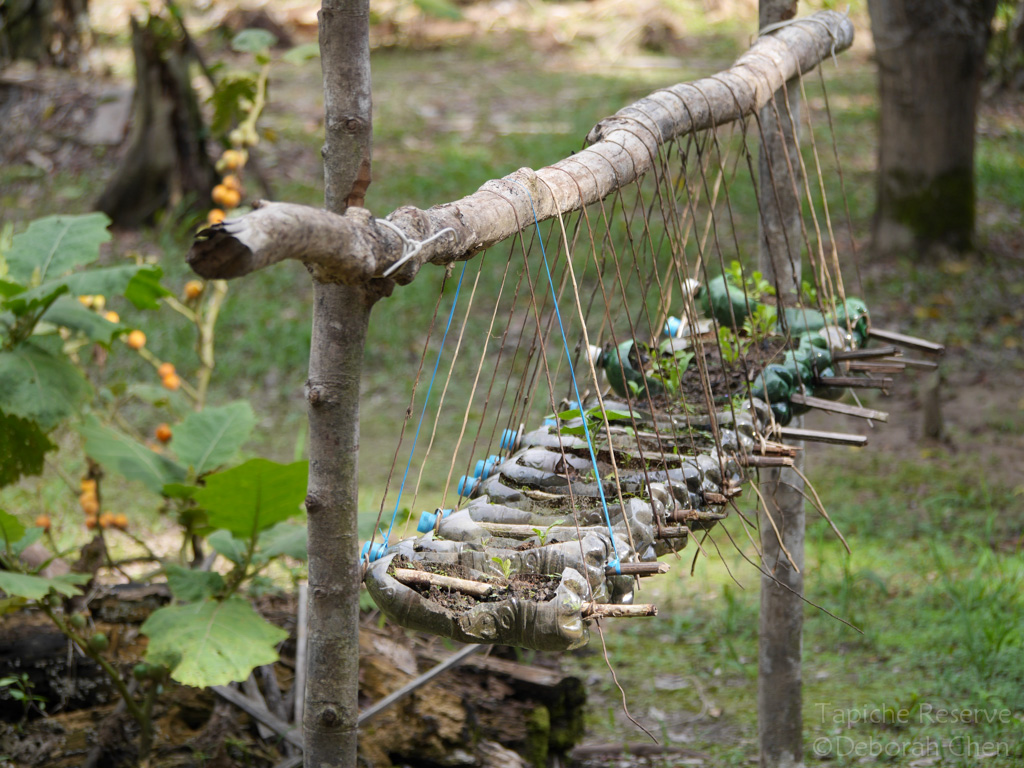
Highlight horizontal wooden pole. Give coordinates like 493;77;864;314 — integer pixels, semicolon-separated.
777;426;868;446
754;441;800;456
655;525;691;538
737;454;794;468
789;392;889;422
606;561;670;576
867;327;945;355
393;568;494;598
844;361;906;373
816;376;894;389
831;345;899;360
582;603;658;619
881;356;938;370
187;11;854;285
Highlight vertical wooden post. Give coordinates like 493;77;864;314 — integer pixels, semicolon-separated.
304;3;374;767
757;2;806;768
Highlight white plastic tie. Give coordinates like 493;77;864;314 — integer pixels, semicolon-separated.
377;219;456;278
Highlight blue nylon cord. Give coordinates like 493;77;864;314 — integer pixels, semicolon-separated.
380;263;469;547
509;180;621;571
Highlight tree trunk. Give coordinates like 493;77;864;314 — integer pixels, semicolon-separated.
757;3;806;767
1;0;90;67
303;3;374;768
95;14;216;229
867;0;998;256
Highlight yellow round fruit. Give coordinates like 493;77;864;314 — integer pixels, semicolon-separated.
80;495;99;516
113;513;129;531
162;373;182;391
80;478;97;494
211;184;241;209
35;515;51;533
221;174;242;192
157;362;176;379
155;423;172;443
98;512;115;530
220;149;246;170
126;330;146;350
85;515;99;530
184;280;204;300
104;311;120;324
78;295;94;308
207;208;226;225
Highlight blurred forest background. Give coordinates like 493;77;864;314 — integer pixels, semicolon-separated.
1;0;1023;765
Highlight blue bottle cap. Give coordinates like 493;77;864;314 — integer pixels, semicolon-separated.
457;475;478;497
500;428;520;452
361;541;388;562
664;317;682;338
417;508;452;533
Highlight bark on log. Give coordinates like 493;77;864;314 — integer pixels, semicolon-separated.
187;11;853;286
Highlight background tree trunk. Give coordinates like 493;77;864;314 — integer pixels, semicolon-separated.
95;14;216;229
1;0;90;67
867;0;998;256
757;2;806;767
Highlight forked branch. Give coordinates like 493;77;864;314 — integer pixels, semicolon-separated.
188;10;854;286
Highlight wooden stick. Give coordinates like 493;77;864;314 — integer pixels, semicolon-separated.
815;375;893;389
582;602;657;618
474;520;580;538
655;525;691;538
393;568;494;598
665;509;726;523
738;454;795;468
704;492;729;505
243;674;275;740
831;345;899;360
777;426;868;446
844;361;906;373
881;356;938;370
789;393;889;422
606;561;670;576
867;327;945;355
357;644;483;727
754;441;800;456
213;685;304;750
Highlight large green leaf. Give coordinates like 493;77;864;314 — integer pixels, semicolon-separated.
172;402;256;476
0;411;56;488
6;213;111;284
78;415;187;494
207;530;246;565
0;510;26;552
0;342;92;430
164;563;225;602
257;521;307;561
141;597;288;687
10;265;167;316
0;571;90;600
41;297;125;345
194;459;307;537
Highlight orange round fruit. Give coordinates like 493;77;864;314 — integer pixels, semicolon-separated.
35;515;51;533
211;184;241;209
184;280;204;300
85;515;99;530
155;423;172;443
104;311;120;324
221;174;242;192
126;330;146;350
157;362;175;379
80;494;100;516
113;514;129;530
220;149;245;170
98;512;115;529
78;295;95;308
80;478;97;494
207;208;226;225
162;373;182;391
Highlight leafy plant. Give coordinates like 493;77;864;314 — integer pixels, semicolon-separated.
741;303;778;344
717;326;751;365
800;279;818;306
0;672;47;723
491;556;513;581
725;260;775;300
532;519;565;546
